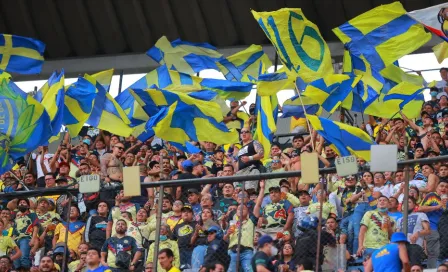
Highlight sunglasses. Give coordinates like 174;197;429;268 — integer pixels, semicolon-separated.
115;146;124;150
272;160;281;163
240;131;250;134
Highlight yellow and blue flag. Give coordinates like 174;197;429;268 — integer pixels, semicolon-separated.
147;36;222;75
252;8;334;83
380;63;424;94
433;42;448;64
84;73;133;137
115;89;150;127
0;81;52;173
333;2;431;71
364;82;425;119
34;70;65;142
128;65;253;101
256;72;293;96
143;98;239;145
307;114;375;161
0;34;45;74
282;94;322;118
89;69;114;92
302;74;362;113
255;94;279;160
63;78;97;137
217;44;272;82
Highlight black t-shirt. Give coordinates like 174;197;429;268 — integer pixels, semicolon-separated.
213;197;238;214
251;251;275;272
173;221;196;249
87;215;108;249
177;173;201;191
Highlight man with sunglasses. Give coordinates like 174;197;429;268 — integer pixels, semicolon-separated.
100;142;125;183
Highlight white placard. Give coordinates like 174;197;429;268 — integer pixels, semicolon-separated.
370;145;398;172
78;174;100;194
335;155;358;177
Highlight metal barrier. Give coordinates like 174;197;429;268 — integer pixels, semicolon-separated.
2;155;448;272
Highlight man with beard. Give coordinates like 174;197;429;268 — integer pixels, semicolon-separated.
35;198;61;263
13;198;39;271
106;190;139;238
147;196;173;242
23;172;37;189
85;248;111;272
85;201;109;250
101;219;141;271
202;183;237;215
57;161;76;184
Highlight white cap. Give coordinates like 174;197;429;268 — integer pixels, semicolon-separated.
437;92;448;100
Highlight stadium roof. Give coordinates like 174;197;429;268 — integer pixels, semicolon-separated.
4;0;443;80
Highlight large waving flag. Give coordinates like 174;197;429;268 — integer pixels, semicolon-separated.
307;114;375;161
147;36;222;75
0;81;52;174
63;78;97;137
0;34;45;74
84;73;133;137
217;44;272;82
380;63;424;94
255;94;279;160
433;42;448;64
256;72;293;96
364;82;425;119
128;65;253;101
302;74;362;113
89;69;114;92
333;2;431;71
252;8;334;83
143;97;239;145
282;94;322;118
34;70;65;142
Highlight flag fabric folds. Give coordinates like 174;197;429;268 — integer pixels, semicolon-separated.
282;94;321;118
380;64;424;94
433;42;448;64
0;34;45;74
255;94;279;160
302;74;362;113
144;99;239;145
115;89;150;127
147;36;222;75
217;44;272;82
333;2;431;71
90;69;114;92
63;78;97;137
256;72;292;96
252;8;334;83
364;82;425;119
129;65;253;101
84;73;133;137
0;81;52;174
307;114;375;161
34;70;65;142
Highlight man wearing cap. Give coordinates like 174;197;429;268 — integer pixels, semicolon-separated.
254;181;293;237
185;188;202;216
251;235;277;272
57;161;76;184
173;206;196;268
364;232;410;272
292;190;311;238
35;197;61;263
202;226;229;271
177;160;203;192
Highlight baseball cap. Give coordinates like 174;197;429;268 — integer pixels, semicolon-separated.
59;161;70;169
37;197;50;204
169;170;181;178
297;190;310;196
391;232;408;243
181;205;193;213
206;225;221;233
258;235;274;247
55;177;68;184
269;186;281;192
182;160;198;169
187;188;200;195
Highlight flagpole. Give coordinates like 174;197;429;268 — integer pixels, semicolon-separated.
294;84;315;150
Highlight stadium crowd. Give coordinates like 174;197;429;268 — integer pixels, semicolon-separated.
1;70;448;272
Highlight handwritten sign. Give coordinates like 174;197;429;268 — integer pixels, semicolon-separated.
335;155;358;177
78;174;100;194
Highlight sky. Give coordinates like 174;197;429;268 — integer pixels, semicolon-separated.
14;51;448;113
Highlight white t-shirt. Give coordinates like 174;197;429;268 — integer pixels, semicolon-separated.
397;212;428;247
373;184;393;198
32;153;54;178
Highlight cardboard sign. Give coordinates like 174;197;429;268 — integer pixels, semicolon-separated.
370;145;398;172
78;174;100;194
335;155;358;177
123;166;141;197
300;152;319;184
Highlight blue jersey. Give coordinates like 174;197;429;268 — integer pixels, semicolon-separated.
87;266;112;272
372;243;402;272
